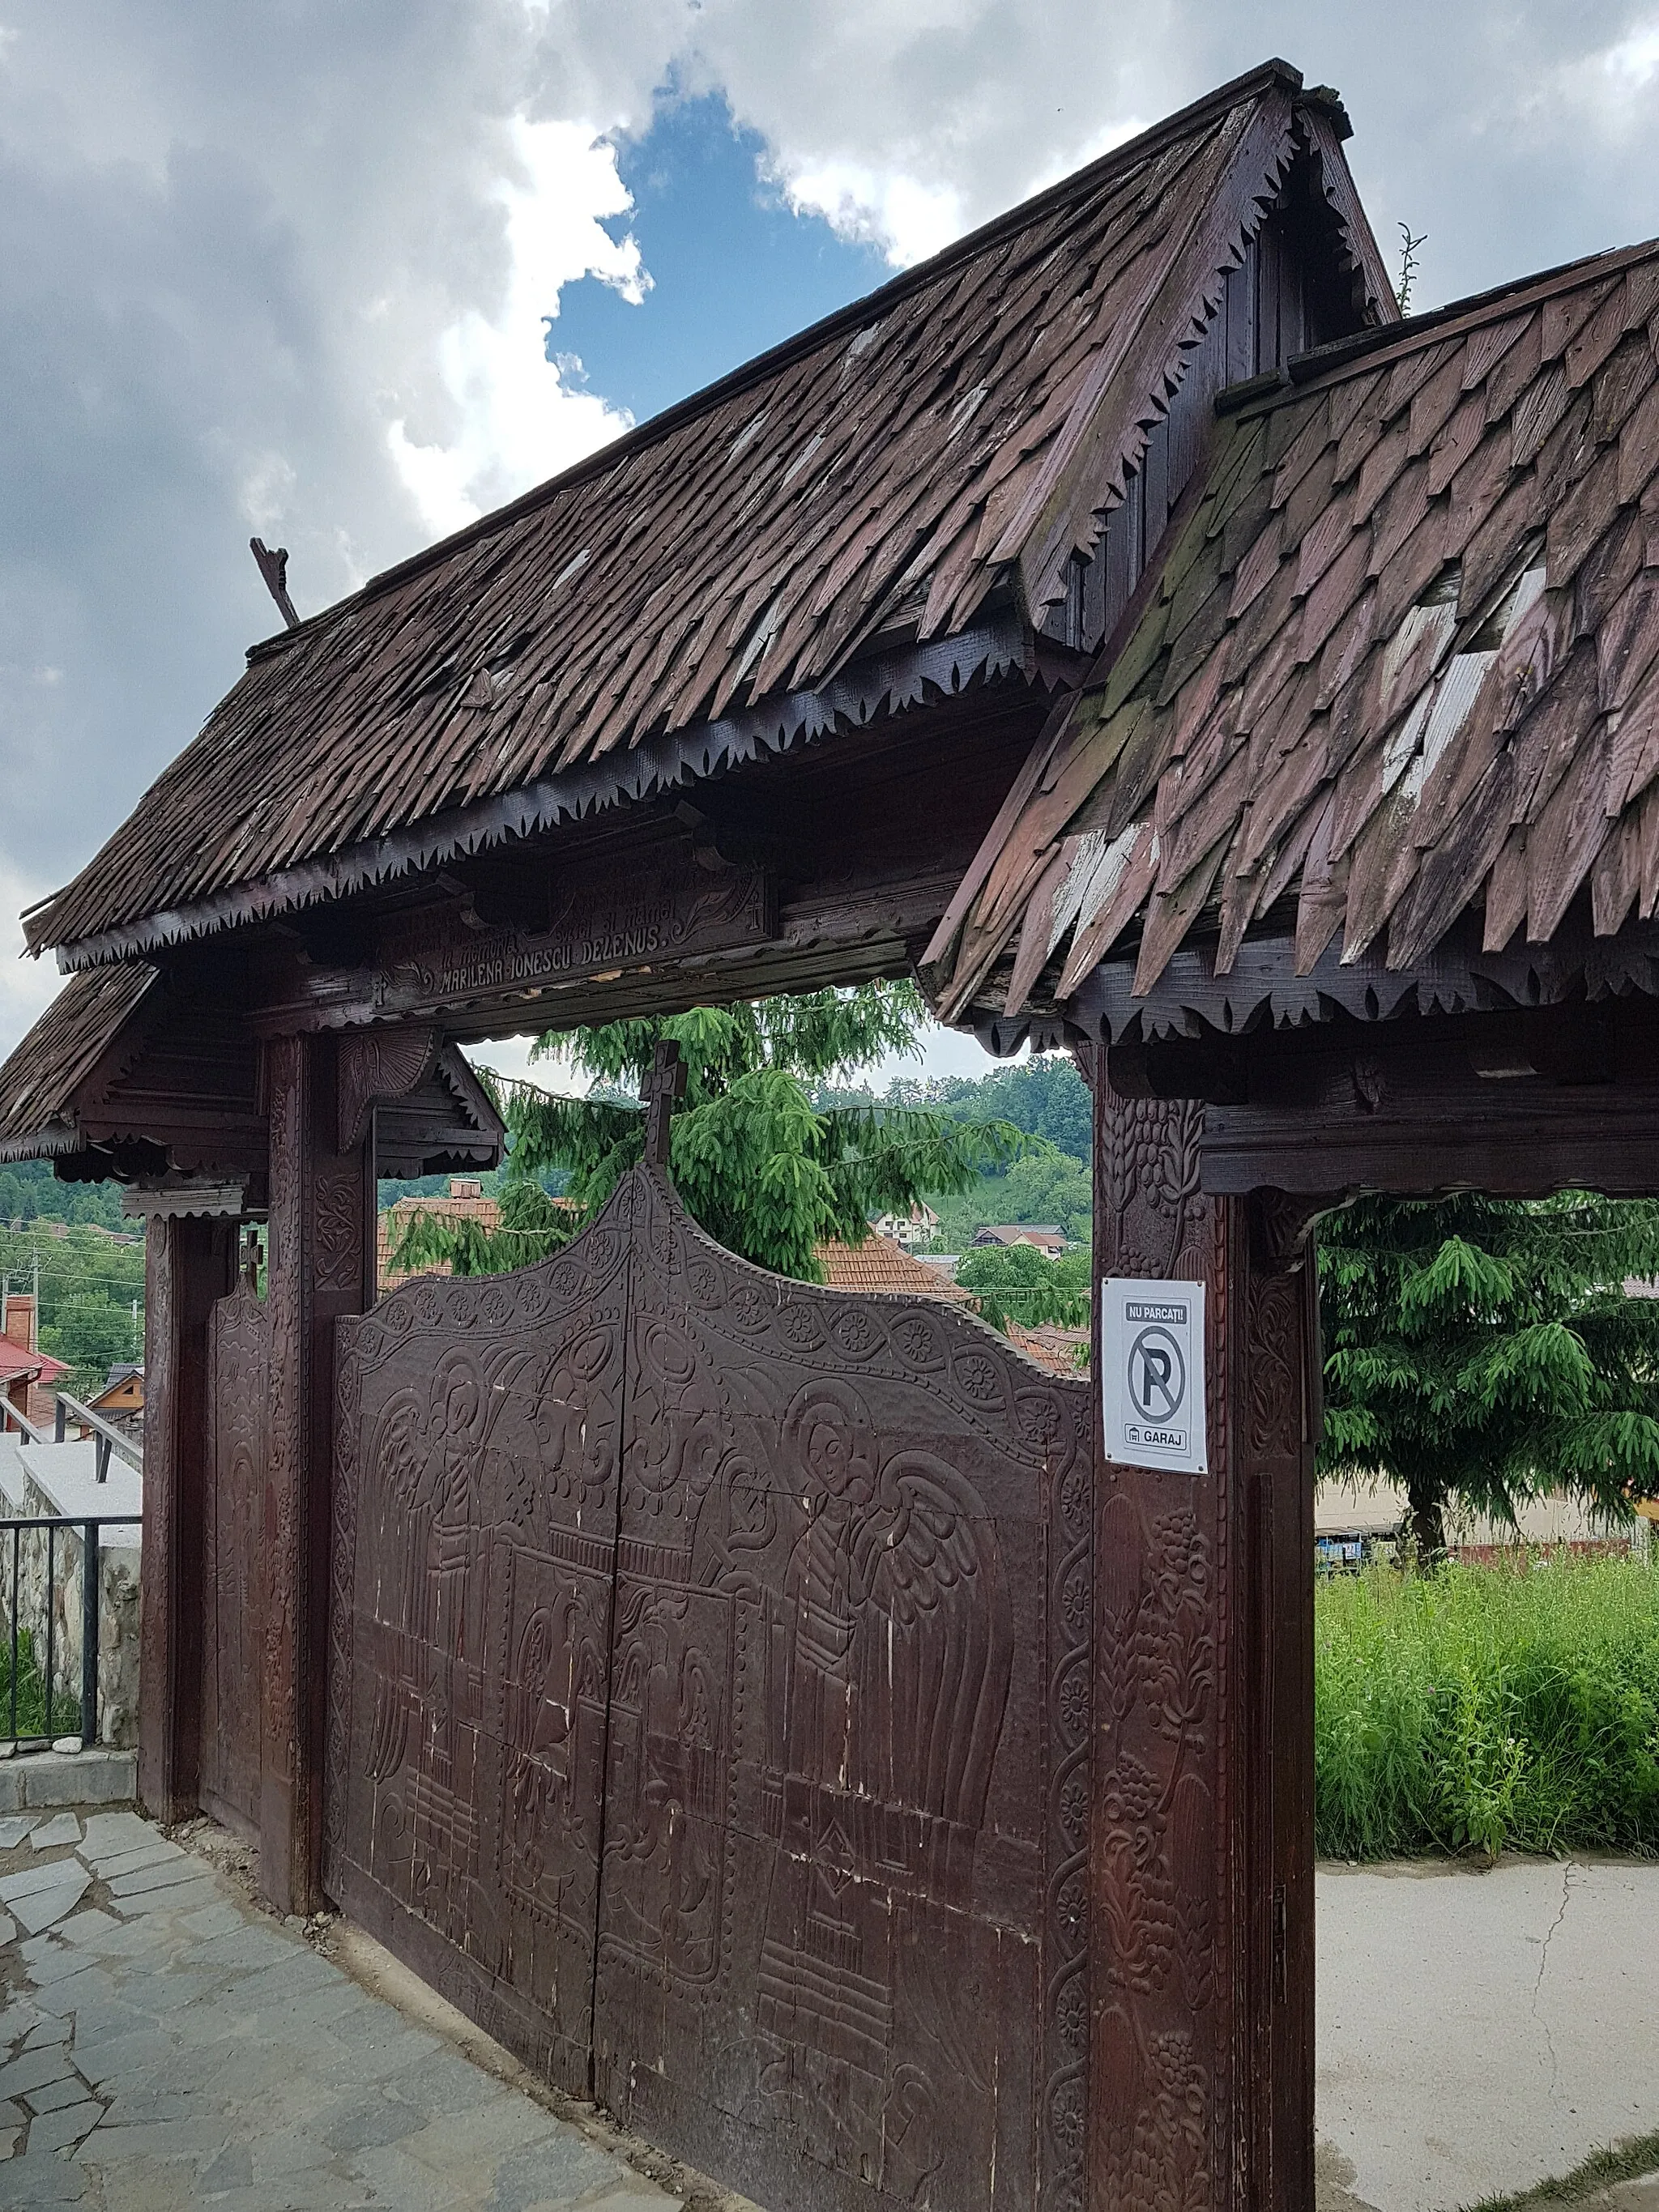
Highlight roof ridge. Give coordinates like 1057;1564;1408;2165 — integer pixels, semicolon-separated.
246;58;1309;665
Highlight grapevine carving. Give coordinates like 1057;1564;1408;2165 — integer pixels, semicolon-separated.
1094;1078;1222;2208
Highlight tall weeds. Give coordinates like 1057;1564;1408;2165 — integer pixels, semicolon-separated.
1314;1554;1659;1859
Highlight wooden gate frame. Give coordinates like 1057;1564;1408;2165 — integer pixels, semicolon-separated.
139;1029;1323;2212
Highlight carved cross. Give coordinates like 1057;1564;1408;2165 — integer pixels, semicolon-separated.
241;1227;262;1293
641;1038;687;1170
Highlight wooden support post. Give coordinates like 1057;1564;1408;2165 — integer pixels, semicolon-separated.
262;1033;374;1916
1087;1052;1318;2212
138;1214;236;1823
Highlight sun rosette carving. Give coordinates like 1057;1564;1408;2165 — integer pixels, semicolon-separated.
777;1300;824;1352
726;1278;770;1333
828;1304;885;1361
950;1346;1006;1408
888;1309;947;1372
1015;1389;1064;1447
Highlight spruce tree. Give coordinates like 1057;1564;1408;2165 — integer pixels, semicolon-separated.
390;982;1022;1283
1318;1193;1659;1558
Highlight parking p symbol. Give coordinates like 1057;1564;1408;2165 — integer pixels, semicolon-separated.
1128;1325;1184;1421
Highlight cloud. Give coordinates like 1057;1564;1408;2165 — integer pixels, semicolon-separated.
719;6;1659;305
0;0;656;1049
389;117;644;535
0;858;63;1065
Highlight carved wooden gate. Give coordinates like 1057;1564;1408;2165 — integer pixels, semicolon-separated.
202;1276;269;1840
325;1167;1091;2212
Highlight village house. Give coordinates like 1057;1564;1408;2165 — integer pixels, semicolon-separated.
78;1362;145;1446
866;1199;939;1250
970;1221;1068;1256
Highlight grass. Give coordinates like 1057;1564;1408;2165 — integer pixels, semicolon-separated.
1459;2126;1659;2211
0;1625;82;1742
1315;1552;1659;1860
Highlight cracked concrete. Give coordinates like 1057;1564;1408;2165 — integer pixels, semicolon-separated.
1530;1860;1573;2102
1317;1856;1659;2212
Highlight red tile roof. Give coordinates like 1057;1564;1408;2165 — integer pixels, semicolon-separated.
376;1182;501;1291
1007;1320;1091;1375
814;1234;975;1299
0;1340;68;1387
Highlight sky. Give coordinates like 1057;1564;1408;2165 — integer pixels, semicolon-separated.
7;1;1659;1084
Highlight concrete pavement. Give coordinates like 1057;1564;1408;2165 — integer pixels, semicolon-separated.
1318;1856;1659;2212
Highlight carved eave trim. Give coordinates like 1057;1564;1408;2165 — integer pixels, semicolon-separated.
122;1176;253;1220
1066;910;1659;1046
0;1117;82;1165
50;618;1049;974
1294;100;1398;327
433;1045;505;1149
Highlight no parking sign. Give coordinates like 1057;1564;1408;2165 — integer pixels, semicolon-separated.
1102;1278;1207;1473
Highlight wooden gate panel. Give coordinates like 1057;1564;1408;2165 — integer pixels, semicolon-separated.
325;1198;630;2092
202;1281;268;1839
593;1173;1092;2212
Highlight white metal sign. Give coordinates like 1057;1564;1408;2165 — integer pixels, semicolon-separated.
1102;1278;1208;1473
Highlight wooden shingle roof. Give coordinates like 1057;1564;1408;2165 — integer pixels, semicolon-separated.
928;240;1659;1023
31;61;1387;970
0;965;157;1160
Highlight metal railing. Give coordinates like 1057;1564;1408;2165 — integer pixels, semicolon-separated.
0;1515;142;1750
53;1392;143;1481
0;1396;53;1448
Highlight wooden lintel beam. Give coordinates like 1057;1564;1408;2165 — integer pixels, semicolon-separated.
1195;999;1659;1196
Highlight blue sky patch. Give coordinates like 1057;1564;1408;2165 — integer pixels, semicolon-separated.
547;94;890;428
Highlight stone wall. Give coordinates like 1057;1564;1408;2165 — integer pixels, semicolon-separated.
4;1473;140;1749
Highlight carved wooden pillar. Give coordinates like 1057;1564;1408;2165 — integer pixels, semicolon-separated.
1085;1048;1318;2212
262;1032;375;1915
139;1213;237;1822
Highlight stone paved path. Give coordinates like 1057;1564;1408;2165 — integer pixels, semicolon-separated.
0;1807;684;2210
